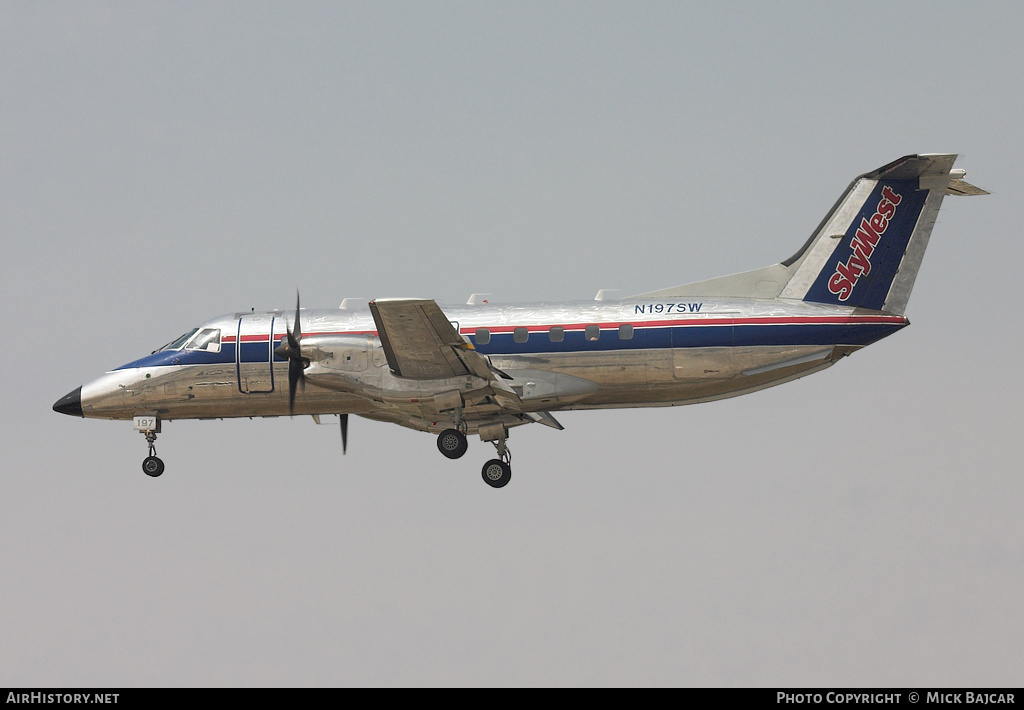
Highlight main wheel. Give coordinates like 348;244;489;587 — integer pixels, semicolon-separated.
142;456;165;478
481;459;511;488
437;428;469;459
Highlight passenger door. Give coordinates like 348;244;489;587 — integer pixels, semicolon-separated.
236;314;275;393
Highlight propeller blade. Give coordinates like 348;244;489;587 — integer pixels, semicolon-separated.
279;290;305;414
292;291;302;343
287;358;305;413
340;413;348;454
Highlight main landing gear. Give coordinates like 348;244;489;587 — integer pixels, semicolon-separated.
478;423;511;488
481;448;512;489
435;418;513;489
436;421;469;460
135;416;165;478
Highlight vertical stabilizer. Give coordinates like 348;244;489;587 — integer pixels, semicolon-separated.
780;154;958;314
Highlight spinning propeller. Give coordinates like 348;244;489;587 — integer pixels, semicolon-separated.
274;292;306;413
274;291;349;453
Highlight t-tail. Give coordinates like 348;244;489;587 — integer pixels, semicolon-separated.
635;154;987;314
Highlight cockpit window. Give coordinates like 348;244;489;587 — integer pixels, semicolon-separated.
157;328;199;352
185;328;222;353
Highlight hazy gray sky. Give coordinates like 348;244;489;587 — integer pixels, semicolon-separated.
3;1;1022;686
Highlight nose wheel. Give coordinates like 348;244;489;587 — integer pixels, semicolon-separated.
135;417;165;478
142;453;165;477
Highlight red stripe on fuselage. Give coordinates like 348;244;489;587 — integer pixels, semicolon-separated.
465;314;906;334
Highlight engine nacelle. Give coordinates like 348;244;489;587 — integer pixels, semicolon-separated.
302;336;599;415
302;334;491;412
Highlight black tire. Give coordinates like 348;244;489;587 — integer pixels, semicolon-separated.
142;456;165;478
481;459;511;488
437;429;469;459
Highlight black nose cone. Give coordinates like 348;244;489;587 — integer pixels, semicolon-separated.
53;386;83;417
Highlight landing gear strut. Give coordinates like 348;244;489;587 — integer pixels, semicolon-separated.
436;405;469;459
433;416;514;488
480;425;512;488
135;416;164;478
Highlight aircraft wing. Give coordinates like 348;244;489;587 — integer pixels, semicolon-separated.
369;299;470;379
369;298;523;409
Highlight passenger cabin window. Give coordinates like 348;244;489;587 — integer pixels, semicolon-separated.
186;328;222;353
513;327;529;344
585;325;601;341
475;328;490;345
549;326;564;343
618;324;634;340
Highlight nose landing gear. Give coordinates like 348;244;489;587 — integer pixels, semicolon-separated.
142;452;164;478
134;416;164;478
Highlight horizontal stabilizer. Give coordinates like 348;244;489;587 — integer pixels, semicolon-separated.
946;179;989;196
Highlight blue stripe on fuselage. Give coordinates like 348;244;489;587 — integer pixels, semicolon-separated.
116;345;238;370
469;321;904;355
113;320;905;370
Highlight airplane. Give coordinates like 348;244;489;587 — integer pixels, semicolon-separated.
53;154;986;488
